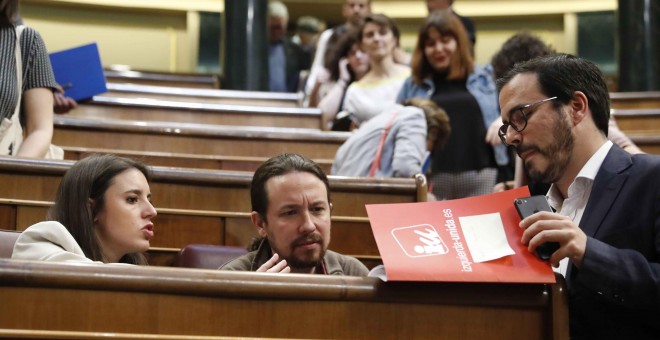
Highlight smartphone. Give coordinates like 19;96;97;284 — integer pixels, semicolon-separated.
514;195;560;260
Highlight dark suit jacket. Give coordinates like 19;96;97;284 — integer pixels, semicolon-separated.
568;145;660;339
283;38;310;93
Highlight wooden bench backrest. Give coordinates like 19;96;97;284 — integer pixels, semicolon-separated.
67;96;321;129
53;116;350;159
61;146;334;173
105;82;300;108
611;108;660;133
105;69;220;89
0;198;381;264
0;157;426;218
610;91;660;110
53;116;349;159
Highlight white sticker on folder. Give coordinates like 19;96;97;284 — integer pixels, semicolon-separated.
458;212;515;263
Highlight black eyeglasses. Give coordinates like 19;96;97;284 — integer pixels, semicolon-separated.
498;96;558;145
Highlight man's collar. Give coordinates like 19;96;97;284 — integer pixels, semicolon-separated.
547;140;613;206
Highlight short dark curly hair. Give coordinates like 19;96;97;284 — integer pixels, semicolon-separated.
491;32;555;80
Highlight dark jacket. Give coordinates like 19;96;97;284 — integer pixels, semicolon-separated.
567;146;660;339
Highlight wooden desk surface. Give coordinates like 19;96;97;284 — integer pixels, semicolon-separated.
0;259;568;339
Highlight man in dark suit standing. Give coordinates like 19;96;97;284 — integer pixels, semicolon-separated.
497;54;660;339
267;1;309;93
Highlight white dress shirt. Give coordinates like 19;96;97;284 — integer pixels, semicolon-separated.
547;140;613;276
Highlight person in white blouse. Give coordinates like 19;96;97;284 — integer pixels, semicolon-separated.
12;154;157;264
341;14;410;124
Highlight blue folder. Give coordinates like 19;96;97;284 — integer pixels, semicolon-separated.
49;43;107;101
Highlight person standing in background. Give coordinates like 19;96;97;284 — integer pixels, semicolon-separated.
304;0;371;99
0;0;57;158
397;10;506;200
342;14;410;124
310;28;370;129
267;1;309;93
426;0;475;49
292;16;322;65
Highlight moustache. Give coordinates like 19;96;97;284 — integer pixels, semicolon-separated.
291;233;323;248
515;143;543;158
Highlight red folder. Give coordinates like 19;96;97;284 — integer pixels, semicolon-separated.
366;186;556;283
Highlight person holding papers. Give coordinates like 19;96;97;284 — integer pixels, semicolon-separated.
497;54;660;339
220;153;368;276
0;0;57;158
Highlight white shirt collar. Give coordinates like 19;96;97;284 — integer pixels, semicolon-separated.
547;140;613;209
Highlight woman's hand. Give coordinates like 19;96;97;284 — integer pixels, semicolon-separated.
338;57;352;84
53;85;77;114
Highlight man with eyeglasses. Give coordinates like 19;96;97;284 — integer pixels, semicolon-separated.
497;54;660;339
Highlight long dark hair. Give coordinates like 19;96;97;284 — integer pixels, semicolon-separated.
47;154;151;264
324;28;361;82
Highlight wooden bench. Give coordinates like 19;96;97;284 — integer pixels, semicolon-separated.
0;157;426;219
628;134;660;154
610;91;660;110
62;146;334;173
53;116;349;159
0;260;569;339
611;108;660;154
0;198;381;267
105;69;220;89
68;96;322;129
104;82;301;108
611;108;660;134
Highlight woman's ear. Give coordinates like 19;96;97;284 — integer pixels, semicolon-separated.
88;198;97;222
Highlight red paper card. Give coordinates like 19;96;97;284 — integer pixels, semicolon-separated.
366;187;556;283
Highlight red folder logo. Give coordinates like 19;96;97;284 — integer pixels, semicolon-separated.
391;224;449;258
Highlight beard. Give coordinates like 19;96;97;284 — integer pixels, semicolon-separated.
519;113;575;184
284;233;326;270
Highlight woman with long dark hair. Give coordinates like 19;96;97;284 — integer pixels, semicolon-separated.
13;154;157;264
397;10;508;199
309;28;370;130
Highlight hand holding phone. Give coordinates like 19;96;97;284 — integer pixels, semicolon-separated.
514;196;560;260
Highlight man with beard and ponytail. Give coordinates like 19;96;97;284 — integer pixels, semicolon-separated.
497;54;660;339
220;153;368;276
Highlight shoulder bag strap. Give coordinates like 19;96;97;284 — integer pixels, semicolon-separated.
369;111;399;177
